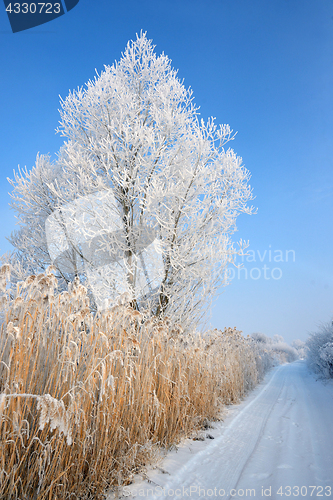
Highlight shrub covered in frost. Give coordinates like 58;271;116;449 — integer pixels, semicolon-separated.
270;342;298;363
251;332;298;364
292;339;306;359
306;321;333;379
251;332;273;345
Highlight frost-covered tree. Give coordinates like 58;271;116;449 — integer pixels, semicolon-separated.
251;332;272;345
270;342;298;363
7;154;65;277
291;339;306;359
251;332;298;363
6;33;254;330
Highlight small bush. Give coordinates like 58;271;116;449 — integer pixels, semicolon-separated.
306;321;333;379
270;342;298;363
291;339;306;359
251;333;298;364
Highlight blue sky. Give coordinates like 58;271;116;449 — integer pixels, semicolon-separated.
0;0;332;343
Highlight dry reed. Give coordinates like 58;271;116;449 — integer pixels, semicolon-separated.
0;265;273;499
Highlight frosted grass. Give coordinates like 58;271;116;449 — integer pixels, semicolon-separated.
0;264;276;499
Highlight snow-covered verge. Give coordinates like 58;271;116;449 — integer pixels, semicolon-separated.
306;321;333;379
107;361;333;499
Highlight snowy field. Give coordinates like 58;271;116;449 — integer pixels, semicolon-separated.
108;361;333;499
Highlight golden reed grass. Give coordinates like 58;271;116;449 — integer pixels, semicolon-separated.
0;265;273;499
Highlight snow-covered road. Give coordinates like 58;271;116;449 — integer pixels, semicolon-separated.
111;361;333;499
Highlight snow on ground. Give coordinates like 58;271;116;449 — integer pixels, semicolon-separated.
106;361;333;500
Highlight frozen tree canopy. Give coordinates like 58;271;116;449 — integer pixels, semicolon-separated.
7;32;254;330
